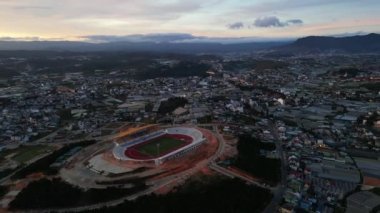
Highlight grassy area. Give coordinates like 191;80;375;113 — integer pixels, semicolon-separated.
136;137;186;157
13;146;54;163
11;140;96;180
0;145;54;164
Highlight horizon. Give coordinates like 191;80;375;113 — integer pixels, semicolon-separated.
0;32;378;44
0;0;379;43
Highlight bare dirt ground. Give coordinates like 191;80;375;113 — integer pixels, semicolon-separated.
148;127;219;181
363;176;380;186
60;126;221;196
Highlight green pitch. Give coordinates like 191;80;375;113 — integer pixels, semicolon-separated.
136;137;187;157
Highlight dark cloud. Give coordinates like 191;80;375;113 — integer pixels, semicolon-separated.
254;16;285;27
253;16;303;28
286;19;303;25
227;22;244;30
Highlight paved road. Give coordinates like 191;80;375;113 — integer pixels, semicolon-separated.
24;168;199;213
209;163;274;191
9;122;285;213
22;124;223;212
208;126;275;190
0;151;54;185
23;181;170;213
213;126;225;160
262;120;287;213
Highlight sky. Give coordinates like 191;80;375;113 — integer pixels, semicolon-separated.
0;0;379;42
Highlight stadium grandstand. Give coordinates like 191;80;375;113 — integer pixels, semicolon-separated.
113;127;205;165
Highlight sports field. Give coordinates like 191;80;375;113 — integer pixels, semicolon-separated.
136;137;187;157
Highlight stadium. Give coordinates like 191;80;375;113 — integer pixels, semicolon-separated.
112;127;205;165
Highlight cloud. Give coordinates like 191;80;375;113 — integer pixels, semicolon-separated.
0;0;377;39
3;0;205;21
81;33;201;43
12;6;51;10
254;16;285;27
0;36;41;41
253;16;303;28
244;0;360;14
227;22;244;30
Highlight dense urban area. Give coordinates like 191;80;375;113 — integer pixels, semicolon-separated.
0;50;380;213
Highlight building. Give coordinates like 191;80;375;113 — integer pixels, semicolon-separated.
112;127;205;165
346;191;380;213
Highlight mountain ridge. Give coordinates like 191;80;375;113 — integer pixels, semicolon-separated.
279;33;380;53
0;33;379;54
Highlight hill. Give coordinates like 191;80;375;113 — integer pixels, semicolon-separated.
278;33;380;54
